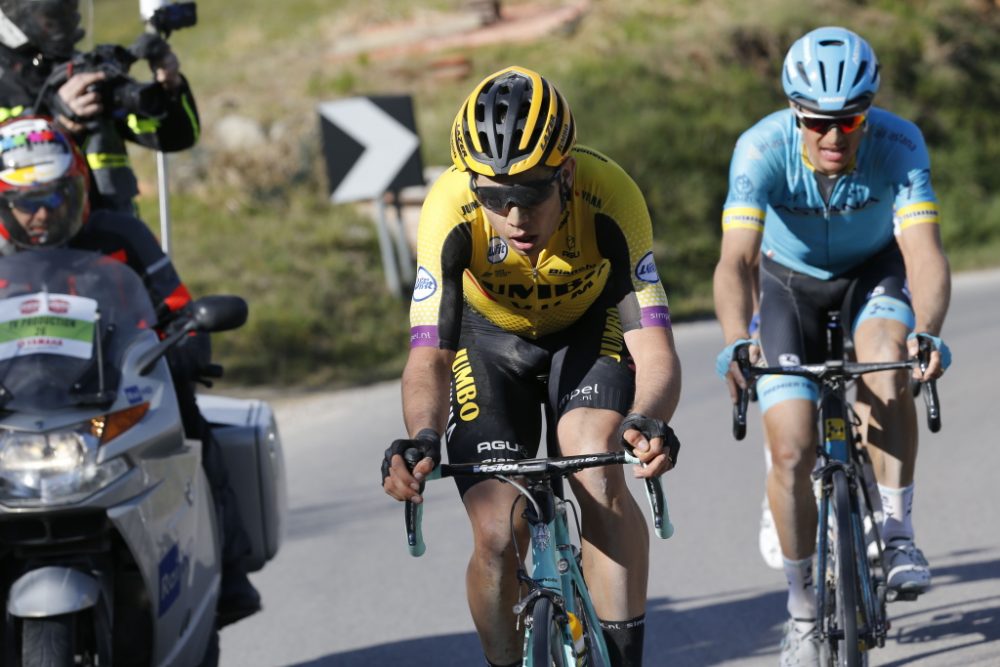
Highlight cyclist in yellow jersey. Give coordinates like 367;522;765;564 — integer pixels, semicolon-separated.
382;66;682;667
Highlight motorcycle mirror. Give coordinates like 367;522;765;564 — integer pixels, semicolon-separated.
191;295;248;333
138;295;248;375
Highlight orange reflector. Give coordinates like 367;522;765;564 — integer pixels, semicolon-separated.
99;402;150;444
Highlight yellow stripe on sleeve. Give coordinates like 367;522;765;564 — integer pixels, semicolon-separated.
722;206;766;232
895;202;939;230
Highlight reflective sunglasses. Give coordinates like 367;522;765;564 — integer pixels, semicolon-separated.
796;111;867;135
470;168;561;213
8;190;66;214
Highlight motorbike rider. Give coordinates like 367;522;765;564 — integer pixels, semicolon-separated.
0;0;200;215
0;115;260;628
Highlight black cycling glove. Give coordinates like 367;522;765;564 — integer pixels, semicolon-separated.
380;428;441;486
616;413;681;467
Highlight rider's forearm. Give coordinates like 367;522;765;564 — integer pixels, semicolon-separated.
907;245;951;336
628;329;682;423
401;348;454;438
713;256;755;343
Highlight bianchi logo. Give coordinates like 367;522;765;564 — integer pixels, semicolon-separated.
532;523;550;552
412;267;438;302
635;251;659;284
487;236;508;264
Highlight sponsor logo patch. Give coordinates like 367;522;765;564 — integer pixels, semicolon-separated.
635;251;659;283
778;353;801;367
487;236;508;264
412;267;438;302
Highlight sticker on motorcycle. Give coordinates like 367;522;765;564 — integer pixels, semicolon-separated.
0;292;97;360
158;544;186;617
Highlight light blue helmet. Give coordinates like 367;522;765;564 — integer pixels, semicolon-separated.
782;27;880;115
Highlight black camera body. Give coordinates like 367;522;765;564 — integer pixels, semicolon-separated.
69;44;168;120
148;2;198;36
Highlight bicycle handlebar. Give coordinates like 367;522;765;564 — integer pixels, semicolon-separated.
729;340;942;441
404;451;673;557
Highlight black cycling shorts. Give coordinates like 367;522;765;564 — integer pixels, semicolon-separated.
446;291;635;498
756;241;914;412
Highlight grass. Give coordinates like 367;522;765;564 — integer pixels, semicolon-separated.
83;0;1000;388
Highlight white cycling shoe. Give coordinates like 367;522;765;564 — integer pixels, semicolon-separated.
759;498;784;570
779;618;819;667
884;538;932;594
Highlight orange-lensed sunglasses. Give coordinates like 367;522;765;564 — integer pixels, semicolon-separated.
796;111;867;135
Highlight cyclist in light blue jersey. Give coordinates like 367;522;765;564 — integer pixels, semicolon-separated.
713;27;951;666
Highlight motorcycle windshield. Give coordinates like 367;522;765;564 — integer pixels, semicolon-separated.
0;249;157;411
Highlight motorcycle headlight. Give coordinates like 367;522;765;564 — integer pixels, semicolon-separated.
0;424;131;507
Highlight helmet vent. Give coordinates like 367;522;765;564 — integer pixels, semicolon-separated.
511;128;523;150
795;62;810;86
478;131;493;157
819;62;828;91
835;62;845;92
853;61;870;87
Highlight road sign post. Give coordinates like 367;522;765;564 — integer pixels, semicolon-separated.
318;96;424;297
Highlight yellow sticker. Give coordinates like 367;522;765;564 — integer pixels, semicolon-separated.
824;418;846;442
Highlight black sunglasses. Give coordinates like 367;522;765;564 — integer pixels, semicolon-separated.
470;168;561;213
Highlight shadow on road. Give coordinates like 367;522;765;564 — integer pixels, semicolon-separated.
877;555;1000;667
294;552;999;666
288;589;786;666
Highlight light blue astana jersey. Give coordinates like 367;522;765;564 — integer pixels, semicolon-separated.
721;107;940;279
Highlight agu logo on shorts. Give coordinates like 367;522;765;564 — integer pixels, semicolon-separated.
635;251;659;283
487;236;508;264
412;267;438;302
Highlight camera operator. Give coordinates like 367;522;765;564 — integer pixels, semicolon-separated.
0;0;200;214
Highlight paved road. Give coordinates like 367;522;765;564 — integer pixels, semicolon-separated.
221;269;1000;666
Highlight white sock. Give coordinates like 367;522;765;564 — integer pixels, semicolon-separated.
879;483;914;543
783;556;816;620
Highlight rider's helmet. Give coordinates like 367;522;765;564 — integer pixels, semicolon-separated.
0;116;89;249
0;0;83;60
450;65;576;177
782;27;880;115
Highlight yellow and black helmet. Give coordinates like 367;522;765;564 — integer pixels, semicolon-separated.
450;66;576;177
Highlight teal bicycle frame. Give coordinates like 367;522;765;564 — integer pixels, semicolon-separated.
404;452;672;666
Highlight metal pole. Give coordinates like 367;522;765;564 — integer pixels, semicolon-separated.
373;195;402;296
390;192;415;284
157;150;171;255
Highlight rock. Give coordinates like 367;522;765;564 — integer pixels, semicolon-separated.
213;114;268;152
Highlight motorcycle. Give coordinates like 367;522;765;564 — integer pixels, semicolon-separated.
0;248;286;666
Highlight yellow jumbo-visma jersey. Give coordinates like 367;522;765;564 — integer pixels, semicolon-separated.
409;146;670;349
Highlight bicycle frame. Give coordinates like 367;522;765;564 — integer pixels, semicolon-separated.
514;479;611;666
402;452;672;666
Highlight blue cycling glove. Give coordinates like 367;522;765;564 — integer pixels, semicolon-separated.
907;332;952;370
715;338;755;379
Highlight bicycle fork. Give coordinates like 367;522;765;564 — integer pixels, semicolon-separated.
813;457;889;652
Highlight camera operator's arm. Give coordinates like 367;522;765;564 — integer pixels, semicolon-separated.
118;35;199;152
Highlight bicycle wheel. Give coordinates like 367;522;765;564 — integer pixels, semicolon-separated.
530;597;569;667
825;470;862;667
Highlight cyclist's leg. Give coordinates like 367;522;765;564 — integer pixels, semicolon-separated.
757;257;836;660
546;299;647;665
847;244;917;500
846;244;930;592
448;310;547;664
